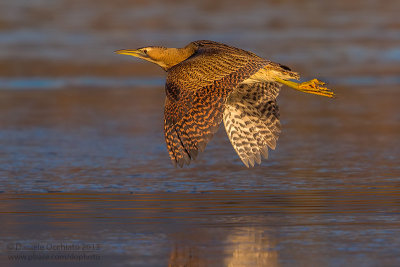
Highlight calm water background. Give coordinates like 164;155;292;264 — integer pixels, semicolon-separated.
0;0;400;266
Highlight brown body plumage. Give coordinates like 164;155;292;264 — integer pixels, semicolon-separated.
116;40;334;167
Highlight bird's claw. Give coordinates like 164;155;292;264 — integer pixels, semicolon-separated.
298;79;335;98
299;79;325;89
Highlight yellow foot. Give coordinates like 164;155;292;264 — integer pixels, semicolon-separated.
275;78;335;98
298;79;335;98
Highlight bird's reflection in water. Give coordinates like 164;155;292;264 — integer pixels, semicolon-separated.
223;228;277;267
167;227;277;267
168;245;205;267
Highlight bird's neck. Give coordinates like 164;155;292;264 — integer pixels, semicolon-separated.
157;44;197;71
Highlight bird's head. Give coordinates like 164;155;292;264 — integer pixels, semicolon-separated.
115;44;196;71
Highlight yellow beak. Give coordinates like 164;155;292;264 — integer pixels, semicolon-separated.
114;49;146;58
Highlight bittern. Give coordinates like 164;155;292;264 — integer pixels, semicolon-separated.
116;40;334;167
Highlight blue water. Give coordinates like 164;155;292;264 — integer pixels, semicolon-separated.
0;77;164;90
1;0;400;266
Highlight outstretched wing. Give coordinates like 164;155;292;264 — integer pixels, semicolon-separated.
164;90;225;167
223;82;281;167
164;41;270;167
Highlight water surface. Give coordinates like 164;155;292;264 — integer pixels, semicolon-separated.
1;190;400;266
0;0;400;266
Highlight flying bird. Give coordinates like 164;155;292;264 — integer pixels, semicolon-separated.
115;40;334;167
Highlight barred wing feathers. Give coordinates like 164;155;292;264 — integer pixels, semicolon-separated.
223;82;281;167
164;41;270;167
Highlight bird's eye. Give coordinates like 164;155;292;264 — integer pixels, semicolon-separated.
143;49;148;54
